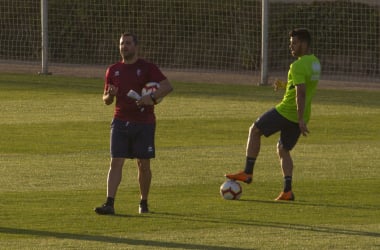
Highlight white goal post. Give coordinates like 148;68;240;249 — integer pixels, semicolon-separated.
40;0;48;75
0;0;379;84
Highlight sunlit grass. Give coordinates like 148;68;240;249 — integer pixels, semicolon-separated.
0;73;379;249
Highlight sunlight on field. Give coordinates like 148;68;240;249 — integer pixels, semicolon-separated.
0;74;379;249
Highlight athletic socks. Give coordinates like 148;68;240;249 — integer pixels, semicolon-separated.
244;157;256;175
284;176;292;192
105;198;148;209
244;157;292;193
106;197;114;207
244;157;293;192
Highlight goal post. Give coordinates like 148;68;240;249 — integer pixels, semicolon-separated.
0;0;379;84
39;0;49;75
260;0;269;85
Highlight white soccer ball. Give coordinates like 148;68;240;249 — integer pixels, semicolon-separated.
141;82;162;104
220;180;242;200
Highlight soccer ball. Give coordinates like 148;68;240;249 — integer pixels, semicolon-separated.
141;82;162;104
220;180;242;200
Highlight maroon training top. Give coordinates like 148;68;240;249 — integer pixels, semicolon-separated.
104;59;166;123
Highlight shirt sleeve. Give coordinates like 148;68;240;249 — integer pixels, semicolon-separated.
291;62;306;85
148;63;167;83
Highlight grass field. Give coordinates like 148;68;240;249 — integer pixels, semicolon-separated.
0;73;379;249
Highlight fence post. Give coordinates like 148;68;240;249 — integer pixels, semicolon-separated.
260;0;268;85
39;0;50;75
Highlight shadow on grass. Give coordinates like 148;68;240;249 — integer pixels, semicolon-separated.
239;198;379;211
150;211;380;238
0;226;252;250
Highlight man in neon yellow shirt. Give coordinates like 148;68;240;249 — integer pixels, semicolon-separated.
226;28;321;201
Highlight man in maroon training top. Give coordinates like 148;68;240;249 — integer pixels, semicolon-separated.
95;32;173;215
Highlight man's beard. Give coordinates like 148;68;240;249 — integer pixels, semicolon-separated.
121;51;135;60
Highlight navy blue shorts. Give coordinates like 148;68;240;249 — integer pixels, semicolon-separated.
110;119;156;159
254;108;301;151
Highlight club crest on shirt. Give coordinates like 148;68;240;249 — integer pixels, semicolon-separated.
114;71;120;77
137;69;141;77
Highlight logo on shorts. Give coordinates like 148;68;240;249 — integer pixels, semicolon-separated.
147;146;154;153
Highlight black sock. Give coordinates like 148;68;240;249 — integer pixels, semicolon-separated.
106;197;114;207
284;176;292;192
140;199;147;205
244;157;256;175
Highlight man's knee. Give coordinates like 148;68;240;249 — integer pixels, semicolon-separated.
137;159;151;172
110;158;124;169
277;142;289;157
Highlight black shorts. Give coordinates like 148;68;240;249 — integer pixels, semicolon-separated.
254;108;301;151
110;119;156;159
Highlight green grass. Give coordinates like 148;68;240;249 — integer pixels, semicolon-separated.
0;73;379;249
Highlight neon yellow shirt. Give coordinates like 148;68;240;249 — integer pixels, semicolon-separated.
275;54;321;123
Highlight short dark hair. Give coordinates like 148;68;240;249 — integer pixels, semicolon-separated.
121;32;138;45
289;28;311;46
